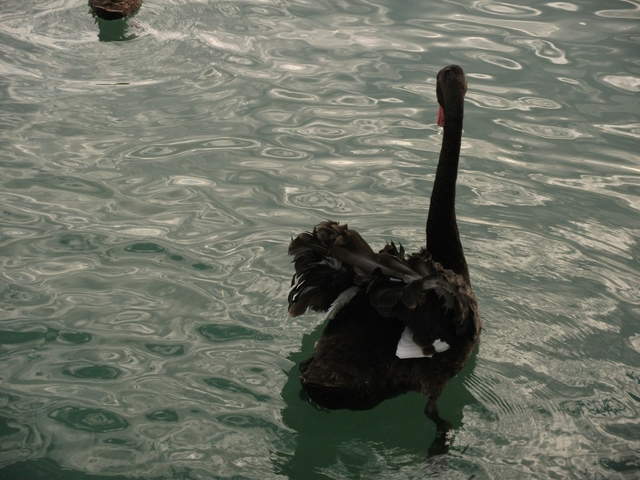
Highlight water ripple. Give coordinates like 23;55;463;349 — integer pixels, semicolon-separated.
594;123;640;139
1;0;639;478
472;1;542;17
601;74;640;92
127;137;261;160
453;14;559;37
49;406;129;433
595;1;640;19
495;118;587;139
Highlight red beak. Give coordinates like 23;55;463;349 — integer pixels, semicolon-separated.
436;105;445;127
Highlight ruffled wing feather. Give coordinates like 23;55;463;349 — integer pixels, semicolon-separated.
288;221;480;355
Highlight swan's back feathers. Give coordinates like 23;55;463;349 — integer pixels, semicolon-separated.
288;221;480;350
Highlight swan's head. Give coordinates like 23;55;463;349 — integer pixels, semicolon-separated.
436;65;467;126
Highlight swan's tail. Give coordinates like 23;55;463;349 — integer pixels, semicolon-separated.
287;221;363;316
288;221;421;316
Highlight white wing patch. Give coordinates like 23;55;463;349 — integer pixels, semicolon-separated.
325;286;359;321
395;327;451;359
433;338;450;352
289;274;305;302
396;327;433;359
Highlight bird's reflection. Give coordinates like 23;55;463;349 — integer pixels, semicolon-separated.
93;17;133;42
275;320;480;478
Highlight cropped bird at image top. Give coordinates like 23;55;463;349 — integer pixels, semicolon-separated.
89;0;142;20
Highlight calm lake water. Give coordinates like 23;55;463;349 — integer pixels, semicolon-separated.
1;0;639;478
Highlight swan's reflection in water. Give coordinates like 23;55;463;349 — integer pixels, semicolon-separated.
92;17;139;42
277;320;480;478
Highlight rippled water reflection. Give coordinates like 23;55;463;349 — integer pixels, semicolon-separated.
1;0;639;479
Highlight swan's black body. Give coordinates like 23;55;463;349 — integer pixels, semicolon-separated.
288;65;480;436
89;0;142;20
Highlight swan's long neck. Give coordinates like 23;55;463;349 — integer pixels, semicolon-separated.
426;98;469;282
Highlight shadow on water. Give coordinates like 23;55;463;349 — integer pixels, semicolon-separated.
0;459;212;480
0;459;131;480
275;321;480;479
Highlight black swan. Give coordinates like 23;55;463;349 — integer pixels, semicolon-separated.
89;0;142;20
287;65;480;439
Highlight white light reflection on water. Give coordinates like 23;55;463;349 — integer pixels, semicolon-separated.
0;0;639;479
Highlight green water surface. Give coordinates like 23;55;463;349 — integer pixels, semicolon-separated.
1;0;639;479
